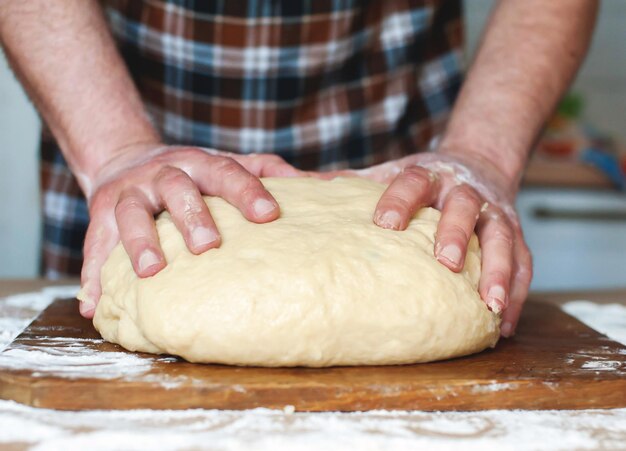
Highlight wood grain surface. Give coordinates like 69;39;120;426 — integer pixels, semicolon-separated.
0;298;625;411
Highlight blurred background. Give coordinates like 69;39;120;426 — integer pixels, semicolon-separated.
1;1;625;290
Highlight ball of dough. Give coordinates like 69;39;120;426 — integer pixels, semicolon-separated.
92;177;499;367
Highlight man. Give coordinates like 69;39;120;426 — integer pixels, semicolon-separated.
0;0;597;336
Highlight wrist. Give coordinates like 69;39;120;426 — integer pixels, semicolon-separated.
436;134;526;196
433;142;522;202
76;133;163;199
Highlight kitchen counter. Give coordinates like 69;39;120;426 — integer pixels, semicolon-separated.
0;279;625;450
523;159;615;189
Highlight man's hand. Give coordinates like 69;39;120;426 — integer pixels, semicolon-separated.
325;152;532;338
330;0;596;337
78;144;302;318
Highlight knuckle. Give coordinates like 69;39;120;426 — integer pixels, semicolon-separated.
265;154;284;163
451;184;482;209
400;166;431;188
515;262;533;285
156;166;189;190
179;146;201;157
214;157;244;177
160;146;194;161
90;184;117;212
440;223;471;244
227;167;264;197
487;269;511;285
487;221;514;247
184;200;205;216
480;204;508;224
380;193;412;214
240;178;266;201
181;203;207;228
494;230;514;248
125;236;152;253
520;249;533;272
186;146;218;162
115;194;144;216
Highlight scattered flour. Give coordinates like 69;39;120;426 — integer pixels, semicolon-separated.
470;382;516;394
562;301;626;375
0;288;177;383
0;286;79;352
0;289;625;449
0;400;624;451
563;301;626;346
0;346;155;379
4;286;78;311
580;360;623;371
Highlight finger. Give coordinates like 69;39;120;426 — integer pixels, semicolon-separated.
373;166;438;230
191;156;280;223
244;154;303;178
354;162;403;184
155;166;221;254
228;154;304;177
115;189;166;279
501;231;533;337
477;207;514;315
434;184;482;272
79;195;120;318
259;158;302;177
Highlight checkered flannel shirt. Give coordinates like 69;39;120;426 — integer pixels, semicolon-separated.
41;0;464;278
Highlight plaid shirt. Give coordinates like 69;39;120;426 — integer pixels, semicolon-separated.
41;0;464;277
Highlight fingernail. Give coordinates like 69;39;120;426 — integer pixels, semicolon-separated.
138;249;161;273
79;299;96;317
78;292;96;317
253;198;277;217
376;210;401;229
77;285;95;308
487;285;506;313
501;321;515;337
191;226;219;248
438;244;462;266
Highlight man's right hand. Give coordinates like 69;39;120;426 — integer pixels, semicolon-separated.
78;144;302;318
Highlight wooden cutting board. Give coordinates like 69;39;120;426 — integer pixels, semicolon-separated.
0;298;624;411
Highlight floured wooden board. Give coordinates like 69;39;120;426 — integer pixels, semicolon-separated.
0;298;625;411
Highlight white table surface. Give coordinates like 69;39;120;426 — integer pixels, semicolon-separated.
0;281;625;451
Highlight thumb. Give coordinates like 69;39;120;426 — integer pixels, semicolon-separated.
79;210;120;319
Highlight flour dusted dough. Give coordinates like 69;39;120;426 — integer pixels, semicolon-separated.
92;177;500;367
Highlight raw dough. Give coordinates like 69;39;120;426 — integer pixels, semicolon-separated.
92;177;499;367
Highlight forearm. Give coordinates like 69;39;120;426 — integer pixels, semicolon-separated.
439;0;598;192
0;0;160;197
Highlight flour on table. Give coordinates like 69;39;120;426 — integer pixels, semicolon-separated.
580;360;622;371
0;289;177;383
0;400;625;451
1;289;626;449
562;301;626;375
0;341;155;379
563;301;626;345
0;286;78;352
